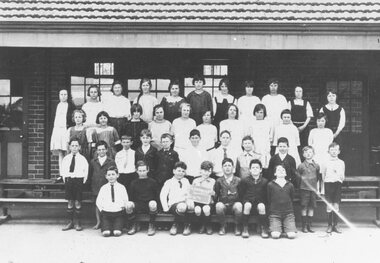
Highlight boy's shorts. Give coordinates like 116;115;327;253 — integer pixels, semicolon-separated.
168;202;187;216
65;178;84;201
242;200;265;215
324;182;342;203
217;202;242;215
133;201;158;214
300;189;317;208
269;213;296;233
101;210;125;232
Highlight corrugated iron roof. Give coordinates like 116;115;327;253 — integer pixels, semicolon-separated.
1;0;380;23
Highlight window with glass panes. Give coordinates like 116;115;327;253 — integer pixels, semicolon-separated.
0;79;23;130
127;79;170;103
184;64;228;97
70;63;114;107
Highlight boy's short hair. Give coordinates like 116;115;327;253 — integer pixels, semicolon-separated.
222;158;234;166
121;135;133;142
316;112;328;121
280;109;292;118
69;137;80;146
328;142;340;150
131;103;143;115
107;166;119;174
249;159;262;169
242;135;254;143
161;133;173;141
302;145;314;153
277;137;289;146
136;160;148;170
72;109;87;123
219;130;231;138
244;80;254;88
253;103;267;118
95;140;108;149
192;74;206;85
174;161;187;170
189;129;201;138
140;129;152;138
200;161;213;171
275;164;285;173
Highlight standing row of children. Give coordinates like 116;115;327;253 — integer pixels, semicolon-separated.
52;75;346;238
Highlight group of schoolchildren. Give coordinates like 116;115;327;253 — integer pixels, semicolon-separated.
52;75;346;239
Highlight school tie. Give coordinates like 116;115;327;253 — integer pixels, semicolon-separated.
69;154;76;173
111;184;115;202
223;148;227;159
178;180;182;189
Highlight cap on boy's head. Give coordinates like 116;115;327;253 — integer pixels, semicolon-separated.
131;103;143;115
200;161;213;171
277;137;289;146
140;129;152;138
192;74;206;85
316;112;328;121
161;133;173;141
135;160;148;170
328;142;339;150
242;135;254;143
107;166;119;174
280;109;292;118
69;137;80;146
249;159;262;169
174;161;187;170
96;140;108;149
219;130;231;138
121;135;133;142
222;157;234;166
302;145;314;153
189;129;201;138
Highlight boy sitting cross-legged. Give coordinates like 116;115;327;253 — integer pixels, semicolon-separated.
238;159;269;238
160;161;194;236
126;161;160;236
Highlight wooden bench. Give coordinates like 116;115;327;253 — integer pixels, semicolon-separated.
1;177;380;226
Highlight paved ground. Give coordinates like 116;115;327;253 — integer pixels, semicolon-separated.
0;220;379;263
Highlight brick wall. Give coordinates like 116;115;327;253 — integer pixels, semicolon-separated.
26;50;47;179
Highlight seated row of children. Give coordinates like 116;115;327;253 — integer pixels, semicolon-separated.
61;132;344;238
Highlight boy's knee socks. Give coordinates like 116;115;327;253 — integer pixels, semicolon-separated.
258;214;267;227
327;212;333;226
66;208;74;221
242;214;249;225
